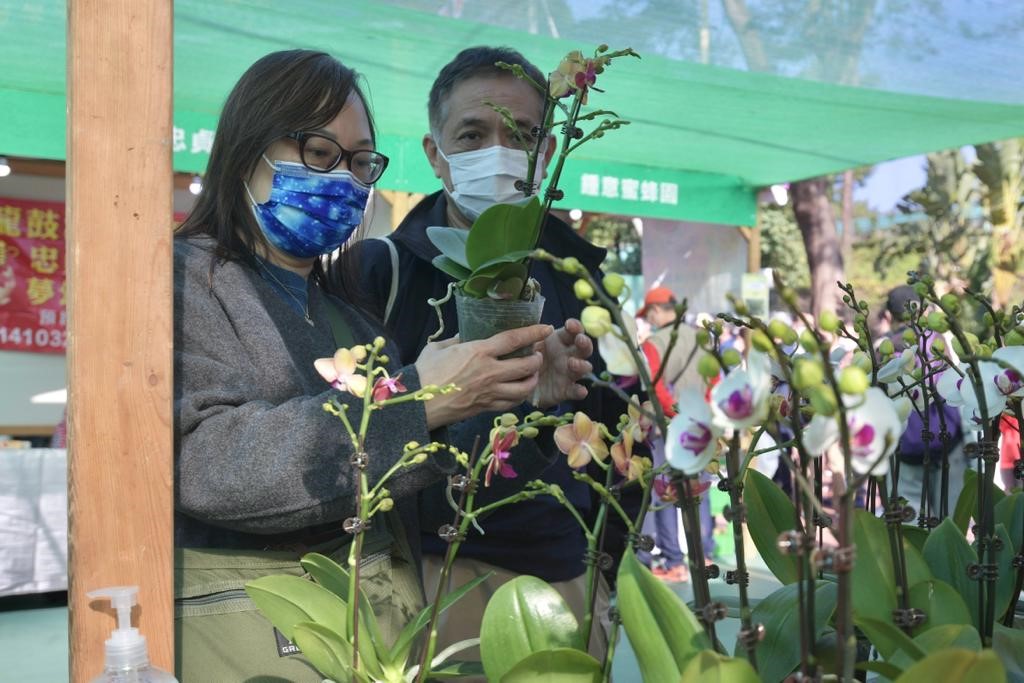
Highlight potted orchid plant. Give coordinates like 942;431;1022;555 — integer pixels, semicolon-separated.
426;46;638;347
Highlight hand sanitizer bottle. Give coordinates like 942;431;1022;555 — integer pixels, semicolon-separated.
88;586;179;682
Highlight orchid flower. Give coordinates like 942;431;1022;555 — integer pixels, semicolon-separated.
876;348;916;384
597;325;643;377
554;412;609;469
709;349;772;431
844;387;904;476
623;398;655;443
485;427;519;487
938;361;1008;425
652;474;678;503
991;346;1024;399
751;430;783;479
314;347;368;397
666;388;722;475
371;373;407;402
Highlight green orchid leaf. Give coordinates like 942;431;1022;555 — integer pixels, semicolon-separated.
465;198;542;270
432;254;473;281
472;249;535;273
299;553;388;667
388;572;493;668
854;616;925;662
488;277;525;300
901;525;930;554
995;492;1024;556
742;468;798;585
922;518;980;629
892;647;1006;683
499;648;602;682
993;622;1024;683
291;622;365;683
851;509;898;624
426;660;486;679
678;651;760;683
737;580;837;683
466;262;528;299
856;659;905;680
479;575;580;683
245;574;349;643
907;579;972;634
617;548;710;682
994;523;1016;622
953;469;1006;534
245;574;383;679
903;536;933;589
890;623;981;672
427;226;470;267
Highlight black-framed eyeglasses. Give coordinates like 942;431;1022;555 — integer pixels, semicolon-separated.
285;132;389;184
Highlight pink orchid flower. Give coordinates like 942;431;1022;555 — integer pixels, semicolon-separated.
314;347;367;397
554;412;609;469
371;373;407;402
485;428;519;487
652;475;678;503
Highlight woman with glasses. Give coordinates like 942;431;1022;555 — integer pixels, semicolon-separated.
172;49;572;680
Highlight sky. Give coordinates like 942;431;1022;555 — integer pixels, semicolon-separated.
855;156;926;212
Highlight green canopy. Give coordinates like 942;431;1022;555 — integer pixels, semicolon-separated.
2;0;1023;226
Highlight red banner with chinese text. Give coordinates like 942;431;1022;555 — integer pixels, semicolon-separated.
0;198;66;354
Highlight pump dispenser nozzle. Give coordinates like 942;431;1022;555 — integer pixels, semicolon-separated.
87;586;149;670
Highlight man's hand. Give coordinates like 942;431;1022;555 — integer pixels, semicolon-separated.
533;317;593;409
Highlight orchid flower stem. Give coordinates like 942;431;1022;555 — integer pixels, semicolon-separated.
882;471;913;633
582;465;616;657
675;474;718;649
575;472;634;532
941;302;999;645
726;433;758;670
1005;400;1024;626
418;437;481;683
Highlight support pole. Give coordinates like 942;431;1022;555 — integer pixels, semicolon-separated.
67;0;174;678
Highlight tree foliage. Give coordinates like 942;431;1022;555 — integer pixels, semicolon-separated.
578;214;642;275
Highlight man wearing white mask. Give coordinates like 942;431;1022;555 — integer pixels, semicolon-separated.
336;46;635;664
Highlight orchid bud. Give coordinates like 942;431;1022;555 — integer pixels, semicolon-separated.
722;349;742;368
809;387;837;417
499;413;519;427
378;355;389;365
902;329;917;346
931;337;946;355
838;366;869;395
940;293;959;312
602;273;625;298
751;329;773;353
378;497;394;512
925;312;949;333
352;345;368;361
799;330;819;353
1005;329;1024;346
852;351;872;373
697;354;722;379
410;453;428;465
819;310;840;332
581;305;612;337
696;328;711;347
913;282;928;297
878;338;895;357
521;426;540;438
558;256;583;274
404;441;421;451
574;279;595;301
734;300;750;316
526;410;545;421
983;312;994;326
793;359;824;390
374;336;386;350
768;319;790;340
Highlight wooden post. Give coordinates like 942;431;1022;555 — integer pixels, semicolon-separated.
378;189;425;230
737;224;761;273
67;0;174;679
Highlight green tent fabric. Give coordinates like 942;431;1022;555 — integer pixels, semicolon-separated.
2;0;1023;226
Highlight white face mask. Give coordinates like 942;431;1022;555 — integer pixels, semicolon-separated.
437;144;545;222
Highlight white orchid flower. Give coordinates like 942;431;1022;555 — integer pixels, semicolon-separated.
876;347;916;384
751;430;782;478
845;387;905;476
709;350;772;431
666;388;722;475
991;346;1024;399
802;413;840;457
597;325;643;377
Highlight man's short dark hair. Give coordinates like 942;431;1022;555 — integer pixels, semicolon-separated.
427;46;546;134
885;284;922;321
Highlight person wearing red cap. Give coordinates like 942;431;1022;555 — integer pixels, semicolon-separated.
636;286;702;581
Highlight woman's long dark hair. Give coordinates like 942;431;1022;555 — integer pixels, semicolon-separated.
177;49;373;294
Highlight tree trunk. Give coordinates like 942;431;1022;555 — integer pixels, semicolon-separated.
841;170;855;265
792;178;845;318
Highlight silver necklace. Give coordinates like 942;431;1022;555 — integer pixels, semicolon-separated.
257;260;314;326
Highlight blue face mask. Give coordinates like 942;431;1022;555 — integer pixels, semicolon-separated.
246;156;370;258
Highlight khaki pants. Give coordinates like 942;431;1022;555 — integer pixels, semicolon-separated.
175;516;423;682
421;554;610;674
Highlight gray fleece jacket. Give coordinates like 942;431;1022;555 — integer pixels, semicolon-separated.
173;237;450;550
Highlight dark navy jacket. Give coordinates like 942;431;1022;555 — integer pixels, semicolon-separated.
340;191;636;583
